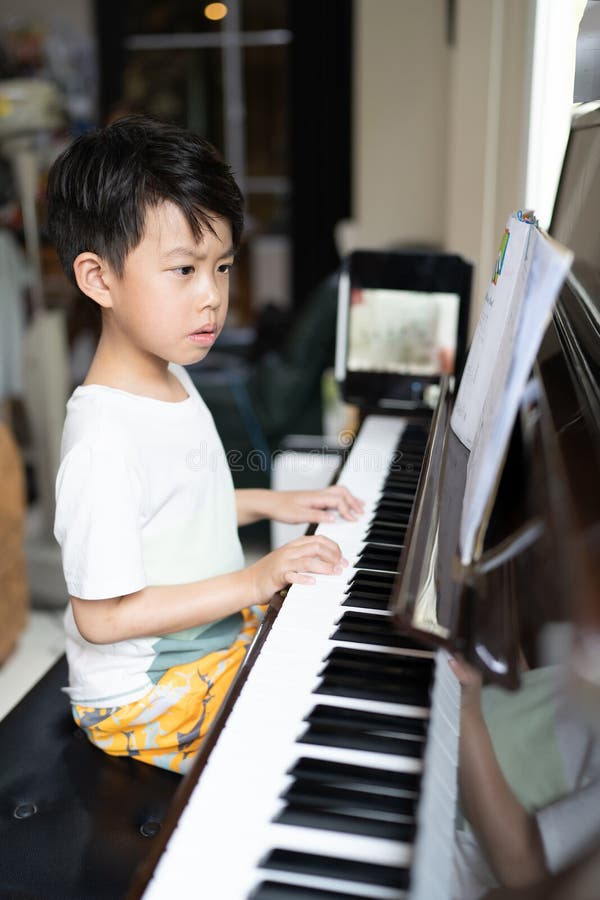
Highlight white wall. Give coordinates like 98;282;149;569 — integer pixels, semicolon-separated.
347;0;450;254
445;0;536;321
350;0;538;327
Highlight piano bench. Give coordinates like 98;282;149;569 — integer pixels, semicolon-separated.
0;654;180;900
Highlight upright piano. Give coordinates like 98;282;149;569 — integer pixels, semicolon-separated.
131;107;600;900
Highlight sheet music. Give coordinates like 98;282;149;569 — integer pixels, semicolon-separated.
458;227;573;564
451;214;533;450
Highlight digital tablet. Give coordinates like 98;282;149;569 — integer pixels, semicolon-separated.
335;249;472;409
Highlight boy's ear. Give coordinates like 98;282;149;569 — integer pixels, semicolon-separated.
72;252;115;308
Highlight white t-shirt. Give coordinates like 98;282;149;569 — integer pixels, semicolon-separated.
54;364;245;706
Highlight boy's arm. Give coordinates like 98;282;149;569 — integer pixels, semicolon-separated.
235;487;364;527
71;532;346;644
449;656;548;888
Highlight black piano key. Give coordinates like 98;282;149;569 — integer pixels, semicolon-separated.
361;541;404;556
341;593;389;610
389;447;422;457
281;779;417;817
367;517;408;531
350;561;398;575
324;645;433;669
313;676;430;708
363;530;405;547
365;525;407;540
368;511;409;525
375;494;415;508
368;517;409;533
259;848;410;890
386;461;422;474
368;517;409;532
346;570;395;589
329;622;403;648
379;481;418;493
320;653;433;684
385;461;421;474
381;477;418;489
297;722;424;758
389;449;423;461
358;541;404;555
370;504;412;520
387;466;422;477
369;497;412;527
396;457;423;468
274;802;416;842
382;482;418;493
331;612;424;651
381;488;417;499
335;611;428;649
384;469;421;481
399;422;430;437
354;551;402;572
304;704;427;737
250;881;377;900
287;757;421;794
379;477;418;489
345;583;392;599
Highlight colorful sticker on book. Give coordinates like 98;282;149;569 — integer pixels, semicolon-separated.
492;228;510;284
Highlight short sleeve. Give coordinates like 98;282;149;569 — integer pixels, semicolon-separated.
536;779;600;872
54;440;146;599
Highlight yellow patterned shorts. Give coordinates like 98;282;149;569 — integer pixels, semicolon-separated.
72;606;264;774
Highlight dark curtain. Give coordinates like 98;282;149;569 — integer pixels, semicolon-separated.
93;0;128;123
289;0;353;307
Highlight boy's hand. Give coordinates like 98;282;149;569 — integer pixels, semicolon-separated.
269;486;364;525
245;534;348;603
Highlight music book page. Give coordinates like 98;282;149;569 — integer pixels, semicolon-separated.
458;226;573;564
451;214;533;450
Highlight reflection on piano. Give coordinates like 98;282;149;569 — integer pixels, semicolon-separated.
132;107;600;900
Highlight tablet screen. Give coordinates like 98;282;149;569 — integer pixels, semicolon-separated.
348;287;460;377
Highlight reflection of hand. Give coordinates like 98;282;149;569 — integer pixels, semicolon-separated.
437;346;455;374
448;654;483;712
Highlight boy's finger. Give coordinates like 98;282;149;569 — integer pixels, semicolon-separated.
294;556;344;576
296;534;342;554
288;542;344;567
328;485;365;511
304;510;336;524
285;571;316;585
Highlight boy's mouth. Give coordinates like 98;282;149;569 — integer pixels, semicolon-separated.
188;324;217;345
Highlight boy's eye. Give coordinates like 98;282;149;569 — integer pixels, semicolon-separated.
173;265;195;276
218;262;233;274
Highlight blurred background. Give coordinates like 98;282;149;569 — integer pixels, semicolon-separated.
0;0;590;684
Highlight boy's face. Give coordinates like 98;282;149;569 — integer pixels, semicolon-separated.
103;200;234;368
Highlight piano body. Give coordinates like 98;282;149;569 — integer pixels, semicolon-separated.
130;108;600;900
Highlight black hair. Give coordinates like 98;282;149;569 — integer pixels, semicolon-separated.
46;115;244;284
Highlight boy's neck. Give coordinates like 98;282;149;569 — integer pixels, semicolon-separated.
83;333;188;402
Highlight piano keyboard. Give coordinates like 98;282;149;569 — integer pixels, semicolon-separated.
142;415;455;900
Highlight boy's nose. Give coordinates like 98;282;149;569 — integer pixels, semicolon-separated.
197;280;221;309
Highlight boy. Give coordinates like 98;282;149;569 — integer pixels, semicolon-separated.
49;116;362;774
